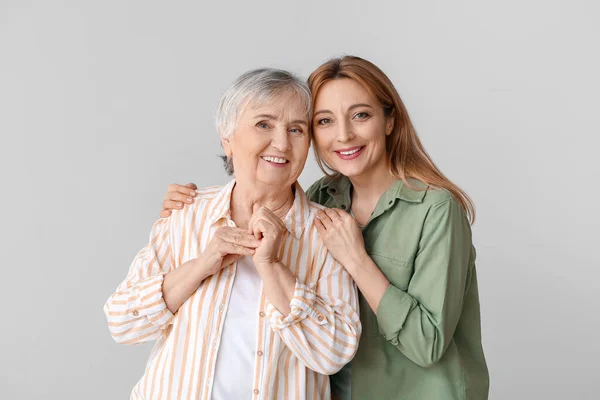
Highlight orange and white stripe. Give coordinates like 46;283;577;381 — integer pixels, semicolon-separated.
103;180;361;399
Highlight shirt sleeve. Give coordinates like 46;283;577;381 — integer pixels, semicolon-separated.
330;361;352;400
376;197;474;367
103;217;175;345
264;230;361;375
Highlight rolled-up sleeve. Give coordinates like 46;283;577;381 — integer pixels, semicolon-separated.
265;239;361;375
103;218;175;345
376;198;473;367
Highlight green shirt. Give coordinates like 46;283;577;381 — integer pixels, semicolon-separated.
306;176;489;400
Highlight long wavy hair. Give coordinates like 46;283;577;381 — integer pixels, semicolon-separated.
308;55;475;223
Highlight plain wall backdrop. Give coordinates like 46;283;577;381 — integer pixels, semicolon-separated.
1;1;598;399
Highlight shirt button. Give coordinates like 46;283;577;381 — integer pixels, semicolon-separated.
340;204;347;210
259;311;265;317
132;310;139;317
317;315;324;322
257;350;263;356
254;389;259;395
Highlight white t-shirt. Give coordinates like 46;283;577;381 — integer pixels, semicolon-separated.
212;256;262;399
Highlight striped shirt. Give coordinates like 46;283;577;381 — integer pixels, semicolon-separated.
103;180;361;399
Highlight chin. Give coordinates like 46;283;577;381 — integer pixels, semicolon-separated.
258;175;293;187
329;163;366;178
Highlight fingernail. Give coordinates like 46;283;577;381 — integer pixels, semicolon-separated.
177;202;183;207
190;190;196;196
187;197;193;203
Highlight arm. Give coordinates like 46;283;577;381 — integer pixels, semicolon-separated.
263;240;361;375
103;218;176;345
350;199;473;367
249;207;361;375
104;213;259;346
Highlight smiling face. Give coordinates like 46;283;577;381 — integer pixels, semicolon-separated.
312;78;394;180
222;91;311;190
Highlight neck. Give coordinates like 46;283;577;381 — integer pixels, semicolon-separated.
230;180;295;228
348;160;396;206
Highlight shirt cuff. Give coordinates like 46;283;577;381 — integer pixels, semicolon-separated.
130;274;174;329
266;281;329;330
376;284;416;344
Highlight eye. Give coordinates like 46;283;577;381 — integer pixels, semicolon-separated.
353;112;370;120
289;127;304;134
317;118;332;125
256;121;270;129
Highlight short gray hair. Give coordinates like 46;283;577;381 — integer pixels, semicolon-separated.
215;68;312;175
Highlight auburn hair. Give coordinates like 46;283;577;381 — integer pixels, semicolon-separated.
308;56;475;223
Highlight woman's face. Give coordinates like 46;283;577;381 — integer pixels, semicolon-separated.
312;78;394;179
222;92;310;190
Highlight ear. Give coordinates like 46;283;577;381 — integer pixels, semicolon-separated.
221;136;233;157
385;110;395;136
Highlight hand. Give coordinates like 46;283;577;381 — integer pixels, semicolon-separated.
160;183;198;218
248;206;286;266
315;208;367;269
199;227;260;277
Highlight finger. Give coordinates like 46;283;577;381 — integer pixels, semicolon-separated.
255;219;279;239
164;191;194;204
219;242;256;257
162;199;184;211
333;208;353;222
324;208;342;222
256;207;286;230
317;209;333;227
168;183;197;198
314;217;326;233
160;210;172;218
185;183;198;191
221;231;261;248
333;208;350;218
247;212;262;239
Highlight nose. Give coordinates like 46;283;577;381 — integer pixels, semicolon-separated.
271;127;291;152
335;119;355;143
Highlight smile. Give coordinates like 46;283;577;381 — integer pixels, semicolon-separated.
261;156;289;165
334;146;365;160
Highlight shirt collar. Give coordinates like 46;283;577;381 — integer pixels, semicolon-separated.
322;175;429;209
208;179;310;240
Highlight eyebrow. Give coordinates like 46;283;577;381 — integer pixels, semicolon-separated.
313;103;374;117
253;114;308;126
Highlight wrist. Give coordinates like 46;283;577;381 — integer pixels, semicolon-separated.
254;257;280;270
192;255;214;280
345;249;370;275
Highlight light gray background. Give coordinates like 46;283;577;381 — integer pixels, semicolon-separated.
1;1;598;399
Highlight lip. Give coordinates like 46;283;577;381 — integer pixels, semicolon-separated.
334;146;365;160
261;155;290;168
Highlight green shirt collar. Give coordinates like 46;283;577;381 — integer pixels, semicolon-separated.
321;175;429;212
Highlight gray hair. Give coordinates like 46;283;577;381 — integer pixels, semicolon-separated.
215;68;312;175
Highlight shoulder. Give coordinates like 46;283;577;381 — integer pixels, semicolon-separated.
194;185;222;200
305;175;341;204
305;176;330;196
169;184;224;224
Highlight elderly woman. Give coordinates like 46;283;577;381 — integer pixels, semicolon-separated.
103;69;361;400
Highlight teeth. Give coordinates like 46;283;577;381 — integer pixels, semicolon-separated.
339;148;361;155
262;156;288;164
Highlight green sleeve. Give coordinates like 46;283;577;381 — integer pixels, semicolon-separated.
376;198;474;367
329;362;352;400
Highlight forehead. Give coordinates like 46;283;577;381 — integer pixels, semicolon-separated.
244;90;310;122
315;78;376;108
